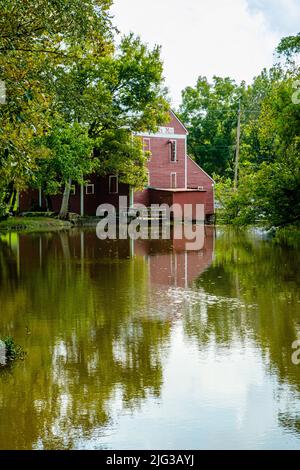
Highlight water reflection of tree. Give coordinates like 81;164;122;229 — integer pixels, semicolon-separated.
1;228;300;446
279;412;300;436
0;235;18;287
0;232;171;449
183;228;300;436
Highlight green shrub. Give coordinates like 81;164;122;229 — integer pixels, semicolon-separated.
1;337;26;363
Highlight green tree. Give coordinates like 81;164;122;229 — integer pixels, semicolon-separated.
179;76;244;176
277;33;300;59
0;0;113;217
215;69;300;227
0;1;168;218
239;66;284;168
40;33;168;216
39;123;94;218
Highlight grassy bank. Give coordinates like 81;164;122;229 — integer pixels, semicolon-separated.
0;216;72;232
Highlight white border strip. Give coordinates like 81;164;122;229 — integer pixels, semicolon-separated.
136;132;187;140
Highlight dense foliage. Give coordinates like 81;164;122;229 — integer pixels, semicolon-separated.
0;1;168;218
1;2;299;227
179;39;300;227
180;76;244;177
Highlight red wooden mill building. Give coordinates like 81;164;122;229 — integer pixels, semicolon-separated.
20;110;215;222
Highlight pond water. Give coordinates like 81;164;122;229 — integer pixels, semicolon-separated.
0;227;300;450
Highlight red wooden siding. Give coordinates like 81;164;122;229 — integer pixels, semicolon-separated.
134;189;150;206
147;136;186;188
173;191;207;221
187;157;215;215
20;176;129;216
168;110;188;134
135;112;215;218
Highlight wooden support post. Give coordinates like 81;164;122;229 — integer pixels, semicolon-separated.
80;184;84;217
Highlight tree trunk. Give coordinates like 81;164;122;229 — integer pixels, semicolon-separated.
59;179;72;220
3;182;14;205
1;183;13;219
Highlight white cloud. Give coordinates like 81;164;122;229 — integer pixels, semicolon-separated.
111;0;282;106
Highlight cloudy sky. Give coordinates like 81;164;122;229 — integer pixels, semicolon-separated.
111;0;300;106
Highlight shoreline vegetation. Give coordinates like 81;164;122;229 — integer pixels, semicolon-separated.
0;214;300;248
0;216;72;232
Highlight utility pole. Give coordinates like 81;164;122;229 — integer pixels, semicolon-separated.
234;98;241;191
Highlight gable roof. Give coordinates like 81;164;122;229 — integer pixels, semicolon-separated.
134;108;188;138
169;109;189;134
188;156;215;183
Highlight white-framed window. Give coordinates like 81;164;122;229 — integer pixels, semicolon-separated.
169;140;177;162
86;184;95;195
109;175;118;194
70;185;76;196
171;172;177;189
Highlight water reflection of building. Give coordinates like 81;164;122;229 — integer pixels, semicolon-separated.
9;226;214;288
134;226;214;288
